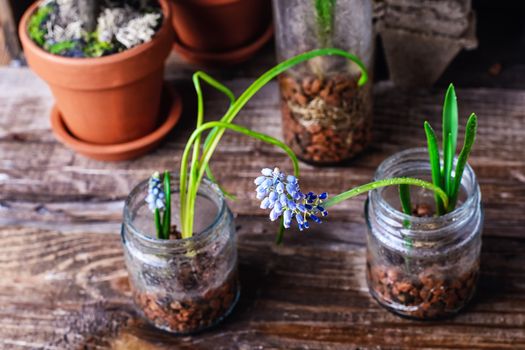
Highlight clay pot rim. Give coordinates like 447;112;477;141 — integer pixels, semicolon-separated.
50;84;182;161
19;0;172;67
172;22;273;65
172;0;244;7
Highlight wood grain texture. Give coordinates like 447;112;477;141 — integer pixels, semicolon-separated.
0;220;524;349
0;58;525;348
0;0;20;65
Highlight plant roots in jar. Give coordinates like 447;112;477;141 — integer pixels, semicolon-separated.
279;73;371;164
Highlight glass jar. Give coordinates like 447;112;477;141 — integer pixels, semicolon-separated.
365;148;483;319
273;0;374;164
121;176;239;334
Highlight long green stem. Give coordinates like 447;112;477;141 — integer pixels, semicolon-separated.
180;72;236;229
180;121;300;237
324;177;449;210
181;48;368;238
162;171;171;239
154;208;162;239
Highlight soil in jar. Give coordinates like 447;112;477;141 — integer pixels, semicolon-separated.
279;73;372;164
133;227;239;334
367;204;479;319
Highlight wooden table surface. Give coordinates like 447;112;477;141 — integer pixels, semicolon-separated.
1;47;524;349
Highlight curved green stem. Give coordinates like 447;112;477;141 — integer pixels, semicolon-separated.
324;177;449;210
180;121;300;237
180;72;236;228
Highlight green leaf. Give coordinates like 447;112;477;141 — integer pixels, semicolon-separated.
442;84;458;200
424;121;445;215
399;184;412;215
444;132;455;200
449;113;478;209
162;171;171;239
399;184;412;229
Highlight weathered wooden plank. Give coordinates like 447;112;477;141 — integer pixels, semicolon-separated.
0;221;523;349
0;0;20;65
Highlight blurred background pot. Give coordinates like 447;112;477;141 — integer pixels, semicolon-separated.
171;0;272;64
273;0;374;165
19;0;174;145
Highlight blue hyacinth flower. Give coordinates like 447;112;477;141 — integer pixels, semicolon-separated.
145;172;166;212
254;167;328;231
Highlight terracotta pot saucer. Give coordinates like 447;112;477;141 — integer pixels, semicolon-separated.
50;84;182;162
173;22;273;66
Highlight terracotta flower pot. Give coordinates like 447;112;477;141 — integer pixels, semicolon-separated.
171;0;271;52
19;0;174;145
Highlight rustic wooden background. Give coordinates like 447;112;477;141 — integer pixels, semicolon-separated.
1;2;525;349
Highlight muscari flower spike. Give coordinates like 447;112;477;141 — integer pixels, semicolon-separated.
254;167;328;231
145;171;165;212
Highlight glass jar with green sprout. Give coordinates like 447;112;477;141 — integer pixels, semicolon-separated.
273;0;374;164
122;48;372;333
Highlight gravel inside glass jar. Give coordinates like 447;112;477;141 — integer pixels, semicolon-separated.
122;176;239;334
273;0;374;165
365;148;483;320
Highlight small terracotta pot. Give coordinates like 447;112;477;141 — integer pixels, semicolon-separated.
19;0;174;145
171;0;271;52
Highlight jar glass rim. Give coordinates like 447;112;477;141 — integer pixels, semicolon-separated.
123;174;227;249
371;148;479;228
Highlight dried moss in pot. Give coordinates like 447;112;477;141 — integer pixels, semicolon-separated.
27;0;163;57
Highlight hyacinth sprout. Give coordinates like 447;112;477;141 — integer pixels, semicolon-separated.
145;171;171;239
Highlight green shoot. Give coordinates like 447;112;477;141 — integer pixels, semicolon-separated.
162;171;171;239
424;121;445;215
400;84;478;216
315;0;336;47
450;113;478;208
442;84;459;198
399;184;412;216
